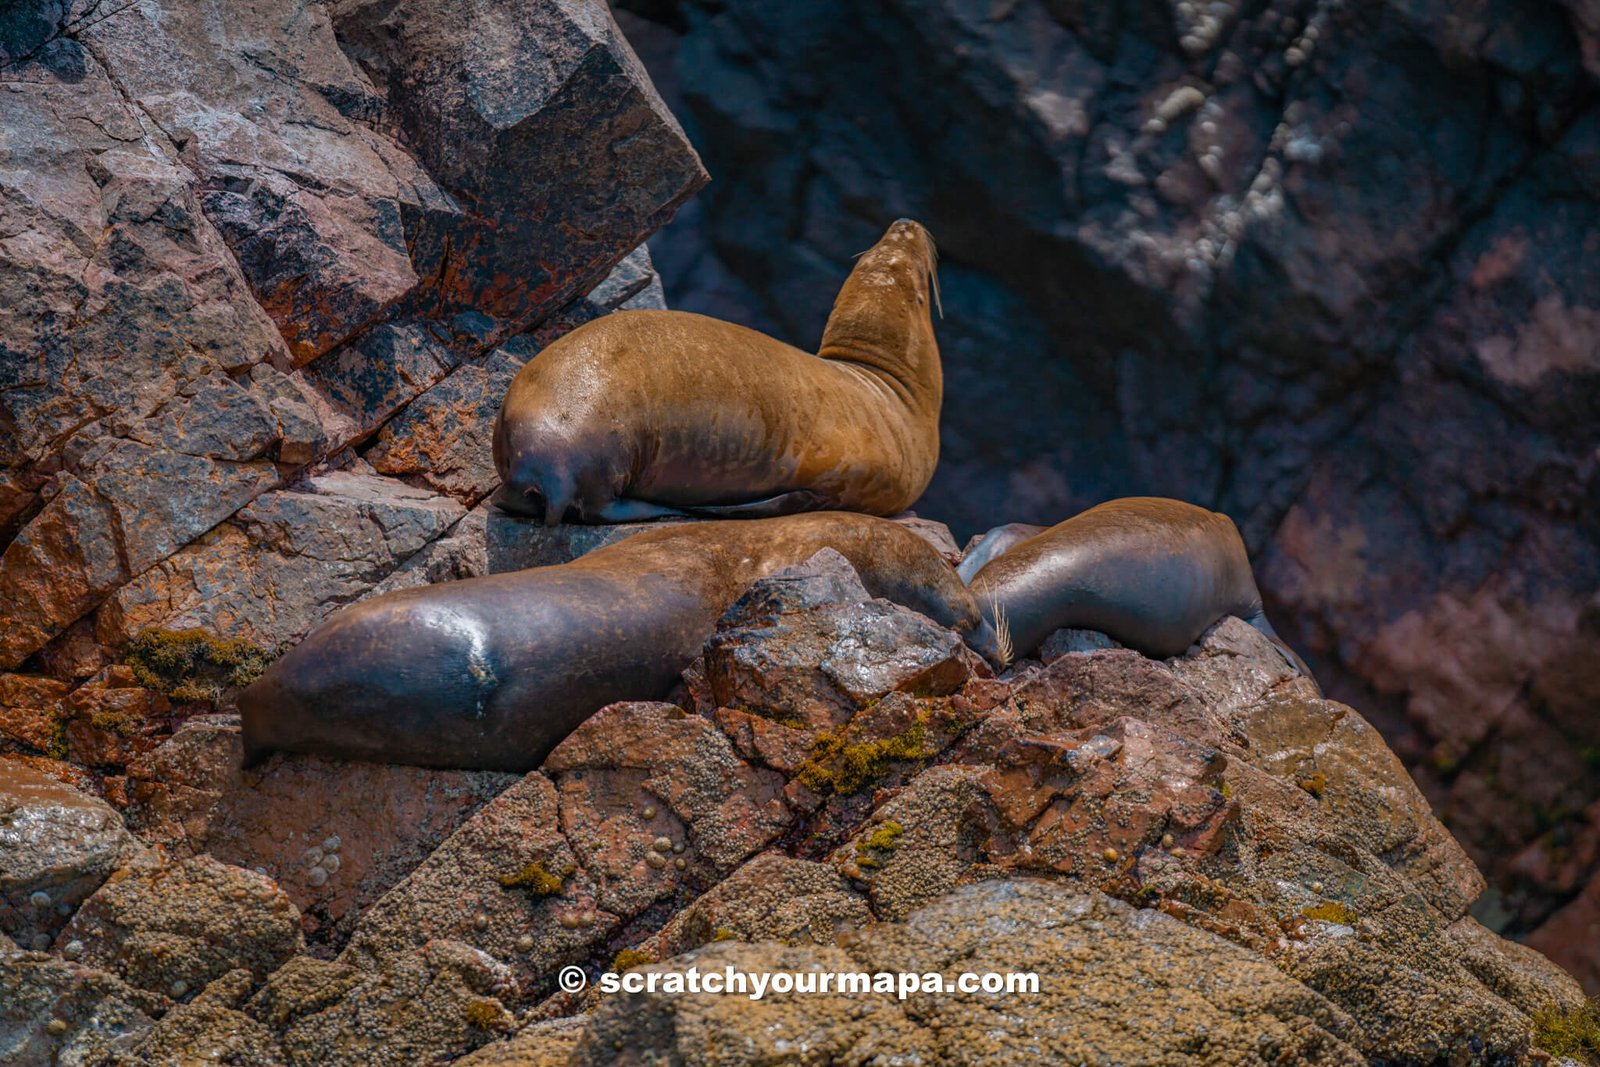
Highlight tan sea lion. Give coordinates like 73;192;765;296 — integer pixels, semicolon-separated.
965;498;1315;684
238;512;1001;772
492;219;942;525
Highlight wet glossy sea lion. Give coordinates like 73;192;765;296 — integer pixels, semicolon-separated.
492;219;942;525
965;498;1315;683
239;513;1000;772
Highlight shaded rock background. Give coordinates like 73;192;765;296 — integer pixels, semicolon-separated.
608;0;1600;982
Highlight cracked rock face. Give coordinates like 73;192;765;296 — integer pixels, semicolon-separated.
0;0;702;676
616;0;1600;980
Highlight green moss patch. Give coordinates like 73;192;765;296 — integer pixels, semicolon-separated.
123;629;276;703
797;720;934;795
855;820;905;870
1534;998;1600;1064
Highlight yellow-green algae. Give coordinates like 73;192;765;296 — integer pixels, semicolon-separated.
856;820;905;870
123;628;276;703
497;862;566;896
797;719;934;795
612;948;655;971
1533;997;1600;1064
1300;901;1358;925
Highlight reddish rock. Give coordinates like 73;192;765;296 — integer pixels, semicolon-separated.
61;670;173;771
331;0;706;330
366;351;526;503
0;675;71;754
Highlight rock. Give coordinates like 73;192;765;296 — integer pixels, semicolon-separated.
705;562;971;730
477;880;1367;1067
543;701;792;883
0;757;148;948
278;940;516;1067
0;949;158;1067
639;852;873;959
100;968;286;1067
330;0;706;331
342;772;593;1005
0;675;72;754
55;855;303;996
98;472;467;650
365;349;528;503
60;668;173;772
123;718;517;942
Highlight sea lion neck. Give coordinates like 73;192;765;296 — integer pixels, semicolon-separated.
817;220;942;417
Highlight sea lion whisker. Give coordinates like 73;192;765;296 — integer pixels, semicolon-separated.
990;592;1014;666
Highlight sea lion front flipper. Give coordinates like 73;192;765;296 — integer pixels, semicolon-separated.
678;490;834;519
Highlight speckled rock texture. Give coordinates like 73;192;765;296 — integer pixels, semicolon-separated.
616;0;1600;975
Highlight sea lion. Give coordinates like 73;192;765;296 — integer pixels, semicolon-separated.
965;498;1315;684
239;513;1000;772
956;522;1046;583
492;219;942;525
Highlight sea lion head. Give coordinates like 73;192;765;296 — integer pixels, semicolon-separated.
817;219;942;419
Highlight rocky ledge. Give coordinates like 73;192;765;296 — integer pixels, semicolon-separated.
2;548;1589;1066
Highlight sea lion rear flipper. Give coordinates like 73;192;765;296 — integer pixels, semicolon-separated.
679;490;834;519
596;498;689;522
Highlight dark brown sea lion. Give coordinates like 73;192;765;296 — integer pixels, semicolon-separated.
492;219;942;525
238;513;1000;772
965;498;1315;684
